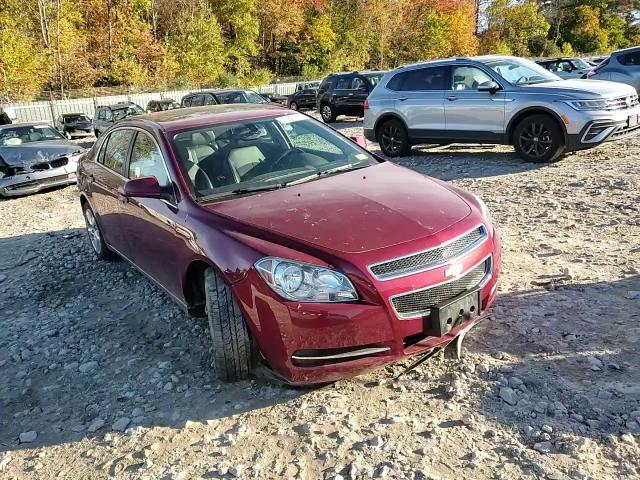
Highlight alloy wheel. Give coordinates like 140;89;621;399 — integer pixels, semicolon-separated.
84;208;102;255
381;124;403;155
322;105;332;121
290;102;298;110
518;122;552;159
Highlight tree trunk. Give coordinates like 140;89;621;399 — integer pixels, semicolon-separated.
55;0;64;98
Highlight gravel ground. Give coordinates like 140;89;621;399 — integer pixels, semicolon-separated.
1;117;639;480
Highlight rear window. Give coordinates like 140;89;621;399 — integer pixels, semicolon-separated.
64;114;90;123
387;66;448;91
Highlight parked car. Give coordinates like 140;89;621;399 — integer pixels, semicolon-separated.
77;104;501;384
586;46;640;92
364;55;640;163
181;89;269;108
147;99;180;112
94;102;145;137
536;57;593;79
0;122;85;196
316;71;386;122
288;84;318;110
55;113;93;138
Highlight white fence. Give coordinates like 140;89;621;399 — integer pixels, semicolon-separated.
2;82;301;125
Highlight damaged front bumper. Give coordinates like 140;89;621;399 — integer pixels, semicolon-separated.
0;162;78;197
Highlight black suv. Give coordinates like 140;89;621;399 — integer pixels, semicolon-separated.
94;102;145;137
288;82;320;110
181;89;268;108
55;113;93;138
316;71;385;122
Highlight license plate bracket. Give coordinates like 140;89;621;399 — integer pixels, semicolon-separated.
427;288;481;337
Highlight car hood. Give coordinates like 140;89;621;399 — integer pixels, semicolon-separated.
203;162;472;254
0;141;84;168
68;121;92;127
522;79;636;98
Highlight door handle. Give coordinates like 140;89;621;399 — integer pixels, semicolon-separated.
447;95;458;101
348;93;354;96
397;97;408;101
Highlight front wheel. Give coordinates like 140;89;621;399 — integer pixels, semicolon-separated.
320;103;336;123
204;269;254;382
289;101;298;111
513;114;565;163
377;118;411;157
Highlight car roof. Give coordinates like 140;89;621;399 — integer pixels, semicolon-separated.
97;102;136;109
0;122;51;129
186;88;252;96
61;112;87;117
120;104;293;133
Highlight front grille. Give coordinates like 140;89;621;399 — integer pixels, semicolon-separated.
609;123;640;140
606;94;639;110
391;256;491;319
369;226;487;280
31;162;50;171
50;157;68;169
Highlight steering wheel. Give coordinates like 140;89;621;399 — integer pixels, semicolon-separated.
271;148;304;171
190;164;214;191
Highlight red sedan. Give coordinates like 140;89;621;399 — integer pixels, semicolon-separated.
77;105;501;384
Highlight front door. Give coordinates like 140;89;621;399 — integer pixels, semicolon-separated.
444;65;506;142
89;129;135;253
120;129;186;299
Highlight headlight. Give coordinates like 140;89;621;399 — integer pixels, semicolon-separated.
564;99;608;111
255;257;358;303
472;193;493;226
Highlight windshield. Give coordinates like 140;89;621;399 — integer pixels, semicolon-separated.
482;58;561;85
112;104;145;120
173;113;378;201
0;125;64;145
64;114;90;123
572;58;591;70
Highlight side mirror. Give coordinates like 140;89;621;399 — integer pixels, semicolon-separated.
350;135;367;148
123;176;165;199
477;81;500;94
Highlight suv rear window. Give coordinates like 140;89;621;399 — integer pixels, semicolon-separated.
619;52;640;66
387;66;448;91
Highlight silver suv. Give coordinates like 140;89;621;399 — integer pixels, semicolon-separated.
587;46;640;92
364;55;640;162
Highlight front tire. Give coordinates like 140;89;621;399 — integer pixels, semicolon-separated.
82;204;115;260
204;269;254;382
320;103;336;123
289;101;298;111
513;114;565;163
377;118;411;157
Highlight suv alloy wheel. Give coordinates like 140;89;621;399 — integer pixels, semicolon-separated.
513;114;565;163
321;103;336;123
378;118;411;157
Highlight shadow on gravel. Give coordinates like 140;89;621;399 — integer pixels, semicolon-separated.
470;275;640;453
0;228;307;453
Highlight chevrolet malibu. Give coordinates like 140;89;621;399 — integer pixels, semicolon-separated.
77;105;501;384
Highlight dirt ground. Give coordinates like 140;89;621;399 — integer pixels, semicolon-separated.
1;117;639;480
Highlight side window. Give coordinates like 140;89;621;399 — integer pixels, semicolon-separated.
560;61;574;72
387;67;448;91
102;129;134;176
190;95;205;107
351;77;366;90
336;77;352;89
97;109;106;120
620;52;640;66
182;97;192;107
451;66;493;91
203;94;217;105
96;134;109;164
104;109;113;121
129;132;171;189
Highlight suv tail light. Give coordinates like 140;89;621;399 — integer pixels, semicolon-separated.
363;99;369;110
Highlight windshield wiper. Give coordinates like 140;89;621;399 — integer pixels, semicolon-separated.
230;184;286;194
286;163;370;186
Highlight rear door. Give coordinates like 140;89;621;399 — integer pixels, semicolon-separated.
444;64;506;141
388;66;448;138
333;76;356;115
89;128;135;254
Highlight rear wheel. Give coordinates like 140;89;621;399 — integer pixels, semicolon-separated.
513;114;565;163
377;118;411;157
83;204;115;260
94;129;100;138
321;103;336;123
204;268;254;382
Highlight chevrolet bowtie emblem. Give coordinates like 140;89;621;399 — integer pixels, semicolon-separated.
445;263;464;279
